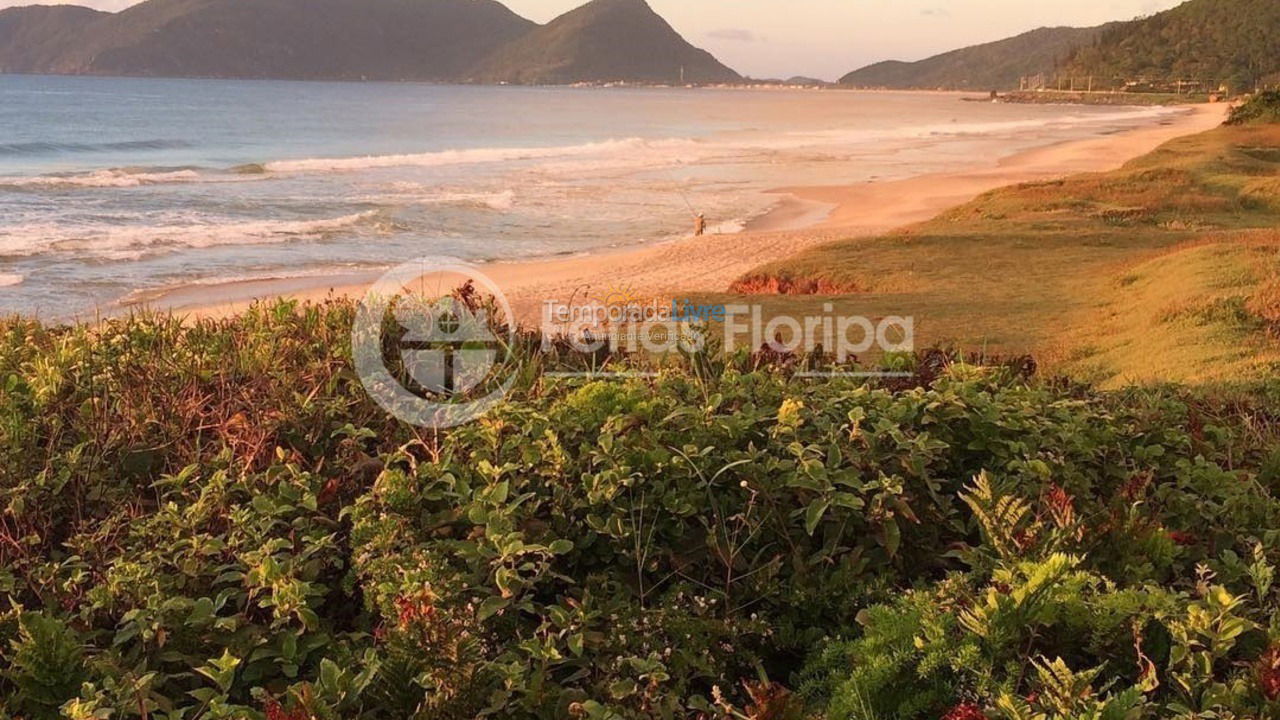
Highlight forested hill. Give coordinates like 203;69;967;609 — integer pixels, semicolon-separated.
0;0;537;80
1061;0;1280;91
0;4;107;73
469;0;740;84
840;25;1110;90
0;0;739;84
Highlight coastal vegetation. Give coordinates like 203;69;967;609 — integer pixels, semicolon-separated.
1062;0;1280;93
999;91;1212;106
731;104;1280;386
1227;91;1280;125
839;25;1112;91
6;304;1280;719
844;0;1280;94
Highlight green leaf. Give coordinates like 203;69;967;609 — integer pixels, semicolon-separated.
495;567;517;598
881;516;901;557
319;658;340;691
490;480;510;504
832;491;865;510
477;596;509;622
609;679;637;699
804;499;830;536
195;649;241;693
187;597;215;625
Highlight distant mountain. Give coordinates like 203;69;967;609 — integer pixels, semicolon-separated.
468;0;741;85
784;76;830;86
840;25;1111;90
1061;0;1280;91
0;0;740;85
0;4;106;73
0;0;535;80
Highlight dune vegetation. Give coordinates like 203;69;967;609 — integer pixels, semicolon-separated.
4;304;1280;720
730;105;1280;387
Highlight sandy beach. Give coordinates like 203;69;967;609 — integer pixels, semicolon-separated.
127;102;1229;324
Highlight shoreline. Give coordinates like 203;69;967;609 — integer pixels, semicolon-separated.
120;103;1229;324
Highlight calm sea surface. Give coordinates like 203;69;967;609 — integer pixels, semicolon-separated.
0;75;1183;317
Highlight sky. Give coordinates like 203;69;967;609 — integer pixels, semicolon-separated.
1;0;1187;80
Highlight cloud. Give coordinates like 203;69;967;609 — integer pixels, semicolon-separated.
919;7;950;17
705;28;764;43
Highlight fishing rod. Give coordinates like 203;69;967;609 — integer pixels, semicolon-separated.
661;159;700;219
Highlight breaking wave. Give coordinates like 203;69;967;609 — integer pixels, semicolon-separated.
0;210;384;261
364;185;517;210
262;137;701;173
0;167;259;189
0;107;1182;192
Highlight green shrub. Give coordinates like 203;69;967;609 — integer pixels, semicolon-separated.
5;613;86;719
4;301;1280;717
802;474;1280;720
1226;91;1280;125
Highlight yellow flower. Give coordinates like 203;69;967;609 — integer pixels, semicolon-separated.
777;398;805;428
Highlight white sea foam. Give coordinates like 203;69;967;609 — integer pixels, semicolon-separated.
786;106;1182;147
425;189;516;210
0;273;24;287
0;138;696;188
499;107;1186;176
267;108;1181;176
366;185;517;210
0;211;381;261
0;107;1179;195
0;167;261;189
708;217;748;235
116;264;380;306
264;137;702;173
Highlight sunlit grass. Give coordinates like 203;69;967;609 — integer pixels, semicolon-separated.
724;122;1280;385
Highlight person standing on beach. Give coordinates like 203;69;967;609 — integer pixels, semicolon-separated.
694;213;706;236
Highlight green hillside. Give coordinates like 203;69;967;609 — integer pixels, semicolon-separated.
0;4;105;73
468;0;741;85
1062;0;1280;91
0;0;536;80
840;25;1110;90
0;0;739;83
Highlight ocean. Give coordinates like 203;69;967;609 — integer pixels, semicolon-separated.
0;74;1184;318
